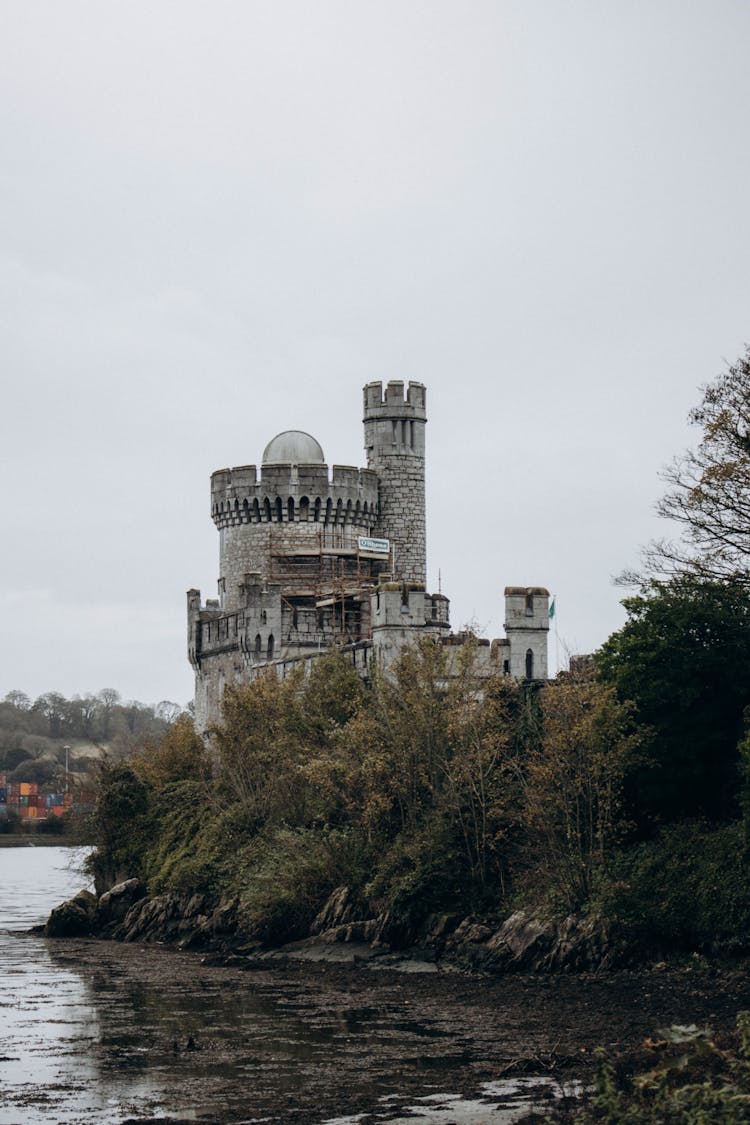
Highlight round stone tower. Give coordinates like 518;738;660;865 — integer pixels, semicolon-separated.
211;430;379;612
363;381;427;585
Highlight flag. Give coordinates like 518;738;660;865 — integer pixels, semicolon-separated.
549;597;556;619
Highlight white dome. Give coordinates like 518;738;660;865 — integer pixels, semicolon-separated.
262;430;325;465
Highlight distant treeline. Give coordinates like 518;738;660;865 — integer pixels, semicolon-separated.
0;690;184;788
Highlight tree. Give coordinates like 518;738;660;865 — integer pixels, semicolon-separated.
442;666;521;893
641;347;750;586
211;670;311;824
3;691;30;711
89;762;154;888
96;688;121;740
33;692;69;738
155;700;182;725
598;578;750;824
519;679;640;910
131;715;211;790
68;694;98;739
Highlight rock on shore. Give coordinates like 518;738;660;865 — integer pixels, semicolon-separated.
45;880;615;972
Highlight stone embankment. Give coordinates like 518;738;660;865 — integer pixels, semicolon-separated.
45;881;615;973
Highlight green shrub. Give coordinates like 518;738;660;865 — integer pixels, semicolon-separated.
554;1015;750;1124
143;781;222;896
599;820;750;956
233;826;369;945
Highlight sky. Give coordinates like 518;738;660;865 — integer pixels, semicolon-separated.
1;1;749;708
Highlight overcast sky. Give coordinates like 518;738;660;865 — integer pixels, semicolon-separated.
2;1;749;707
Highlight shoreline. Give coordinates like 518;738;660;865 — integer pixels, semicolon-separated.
0;835;82;848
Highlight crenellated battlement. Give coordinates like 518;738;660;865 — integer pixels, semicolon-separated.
363;380;427;418
210;463;379;529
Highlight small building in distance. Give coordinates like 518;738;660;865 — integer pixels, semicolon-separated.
188;382;549;731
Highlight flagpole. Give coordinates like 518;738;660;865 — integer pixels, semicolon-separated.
549;594;560;675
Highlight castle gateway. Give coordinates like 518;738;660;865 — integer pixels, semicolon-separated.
188;382;549;730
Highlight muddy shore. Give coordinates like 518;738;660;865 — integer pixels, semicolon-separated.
32;933;750;1125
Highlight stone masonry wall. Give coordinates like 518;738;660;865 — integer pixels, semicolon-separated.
363;381;427;585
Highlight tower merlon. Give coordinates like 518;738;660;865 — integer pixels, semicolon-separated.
504;587;551;631
363;380;427;419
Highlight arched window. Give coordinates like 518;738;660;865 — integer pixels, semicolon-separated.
525;593;534;617
287;497;295;522
263;497;272;522
314;498;321;523
300;496;309;522
255;633;262;657
275;497;283;522
525;649;534;680
242;498;249;521
335;498;343;525
345;499;353;524
253;498;261;523
325;498;333;525
267;634;275;660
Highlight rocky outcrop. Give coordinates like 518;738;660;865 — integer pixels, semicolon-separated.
97;878;147;928
311;886;369;935
117;891;240;949
447;910;613;973
45;883;614;973
45;889;98;937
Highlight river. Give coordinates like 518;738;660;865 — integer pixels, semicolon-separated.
2;847;747;1125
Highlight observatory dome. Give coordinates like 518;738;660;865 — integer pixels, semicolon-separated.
262;430;325;465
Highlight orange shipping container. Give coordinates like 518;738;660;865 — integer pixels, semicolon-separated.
50;806;66;817
19;783;31;796
27;806;37;818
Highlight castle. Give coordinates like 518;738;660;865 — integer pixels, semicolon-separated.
188;382;549;730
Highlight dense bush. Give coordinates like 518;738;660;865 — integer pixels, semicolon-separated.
599;821;750;957
550;1015;750;1124
88;647;655;948
598;579;750;826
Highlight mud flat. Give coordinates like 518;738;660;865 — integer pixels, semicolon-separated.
8;930;750;1125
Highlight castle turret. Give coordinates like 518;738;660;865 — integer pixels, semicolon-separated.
504;587;550;680
210;431;379;612
363;381;426;584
